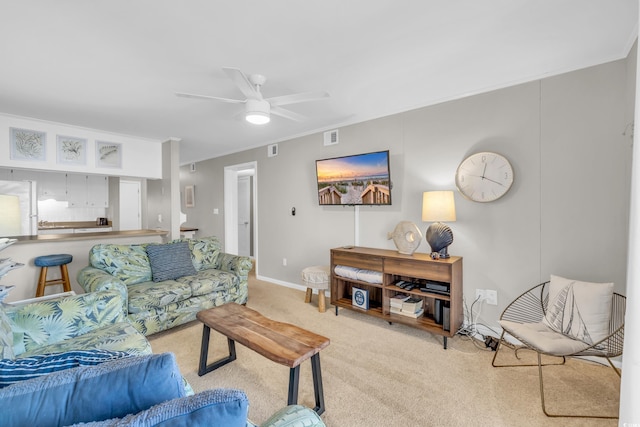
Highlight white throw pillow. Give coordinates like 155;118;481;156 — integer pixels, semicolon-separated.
542;275;613;345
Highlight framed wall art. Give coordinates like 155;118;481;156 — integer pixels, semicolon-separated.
57;135;87;165
185;185;195;208
96;141;122;168
10;127;46;161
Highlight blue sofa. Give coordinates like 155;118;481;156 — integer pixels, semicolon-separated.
0;352;326;426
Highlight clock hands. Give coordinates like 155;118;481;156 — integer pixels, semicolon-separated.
482;176;505;186
466;174;505;186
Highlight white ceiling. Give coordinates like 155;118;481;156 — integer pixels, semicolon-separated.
0;1;637;165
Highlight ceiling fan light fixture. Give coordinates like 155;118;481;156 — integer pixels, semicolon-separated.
245;99;271;125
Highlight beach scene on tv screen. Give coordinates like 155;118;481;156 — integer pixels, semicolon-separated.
316;151;391;205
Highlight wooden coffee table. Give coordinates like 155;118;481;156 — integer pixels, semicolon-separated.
196;303;330;415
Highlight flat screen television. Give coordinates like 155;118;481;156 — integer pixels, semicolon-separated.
315;150;391;206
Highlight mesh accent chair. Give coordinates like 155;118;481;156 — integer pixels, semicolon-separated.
491;277;625;419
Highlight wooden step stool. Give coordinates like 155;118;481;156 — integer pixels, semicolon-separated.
34;254;73;297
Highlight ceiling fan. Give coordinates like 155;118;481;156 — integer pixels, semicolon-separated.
176;67;329;125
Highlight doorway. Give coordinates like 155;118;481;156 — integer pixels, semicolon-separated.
237;175;253;257
119;180;141;230
224;162;257;265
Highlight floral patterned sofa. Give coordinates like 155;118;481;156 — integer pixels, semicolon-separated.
0;290;151;390
77;236;253;336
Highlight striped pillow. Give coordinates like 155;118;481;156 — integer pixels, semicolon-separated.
0;350;131;388
146;242;197;282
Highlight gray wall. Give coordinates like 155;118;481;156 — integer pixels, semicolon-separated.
180;54;634;329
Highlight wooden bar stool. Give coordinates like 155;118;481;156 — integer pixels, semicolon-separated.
302;265;330;313
34;254;73;297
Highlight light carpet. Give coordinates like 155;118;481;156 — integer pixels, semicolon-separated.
149;275;620;427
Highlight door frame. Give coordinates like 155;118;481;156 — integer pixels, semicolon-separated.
224;161;257;270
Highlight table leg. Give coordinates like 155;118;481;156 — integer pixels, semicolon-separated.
198;325;237;376
288;365;300;405
311;353;325;415
287;355;325;415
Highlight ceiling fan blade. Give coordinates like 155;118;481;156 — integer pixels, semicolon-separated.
267;91;330;107
223;67;258;99
271;105;307;122
175;92;245;104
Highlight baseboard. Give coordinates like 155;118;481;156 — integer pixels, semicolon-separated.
254;274;332;297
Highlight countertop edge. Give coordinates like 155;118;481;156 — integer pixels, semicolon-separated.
10;229;169;243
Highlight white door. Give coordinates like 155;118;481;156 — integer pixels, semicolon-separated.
224;162;257;265
237;176;251;257
119;180;141;230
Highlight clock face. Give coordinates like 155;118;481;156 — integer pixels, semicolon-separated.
455;152;514;202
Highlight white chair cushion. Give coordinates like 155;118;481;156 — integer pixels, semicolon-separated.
542;275;613;345
500;320;591;356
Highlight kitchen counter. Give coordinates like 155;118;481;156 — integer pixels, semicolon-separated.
0;230;168;302
37;220;112;231
11;229;169;244
37;221;114;236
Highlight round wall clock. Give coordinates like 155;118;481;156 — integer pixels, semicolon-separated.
455;152;514;202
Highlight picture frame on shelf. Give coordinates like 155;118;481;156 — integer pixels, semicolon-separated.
185;185;195;208
9;127;46;161
57;135;87;165
95;141;122;168
352;287;369;310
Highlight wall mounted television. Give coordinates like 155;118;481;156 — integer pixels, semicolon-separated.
315;150;391;206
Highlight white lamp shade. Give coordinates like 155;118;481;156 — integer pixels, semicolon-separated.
245;99;271;125
422;191;456;222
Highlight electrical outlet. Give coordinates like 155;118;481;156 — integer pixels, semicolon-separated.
485;289;498;305
282;258;287;267
475;289;485;301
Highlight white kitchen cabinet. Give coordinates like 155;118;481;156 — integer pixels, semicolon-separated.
38;171;67;201
67;174;109;208
66;174;87;207
74;227;112;233
37;229;68;235
87;175;109;208
10;169;34;182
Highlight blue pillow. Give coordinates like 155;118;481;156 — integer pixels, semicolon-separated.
0;352;185;427
146;242;197;282
72;389;249;427
0;349;131;388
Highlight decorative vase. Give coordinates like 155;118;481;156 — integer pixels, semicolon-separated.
387;221;422;255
